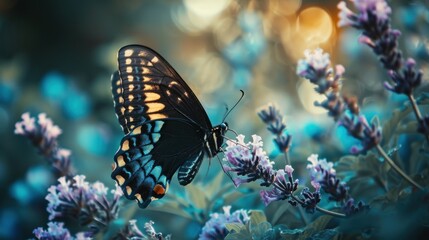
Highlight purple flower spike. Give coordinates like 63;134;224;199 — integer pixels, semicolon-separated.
384;58;423;95
260;169;299;206
33;222;74;240
14;112;73;176
223;134;275;186
46;175;121;236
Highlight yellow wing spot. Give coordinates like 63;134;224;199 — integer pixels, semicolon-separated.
111;162;117;171
151;196;159;201
126;186;132;195
143;76;151;82
124;49;134;57
130;125;135;129
116;88;121;94
147;61;153;67
166;90;171;96
144;92;161;101
116;155;125;167
125;58;132;64
168;81;179;87
149;113;167;120
128;84;135;91
119;96;124;104
126;66;133;73
129;116;134;122
184;91;189;98
146;103;165;113
132;126;142;135
144;84;155;90
116;80;121;86
121;140;130;151
135;193;143;203
177;97;182;102
115;175;125;185
142;67;151;74
128;106;134;112
120;107;125;115
151;56;159;63
137;51;148;57
127;75;134;82
128;95;134;102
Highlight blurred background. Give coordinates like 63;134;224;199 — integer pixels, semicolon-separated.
0;0;428;239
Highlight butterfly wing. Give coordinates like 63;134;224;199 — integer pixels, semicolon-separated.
111;119;205;208
111;45;217;208
111;44;212;134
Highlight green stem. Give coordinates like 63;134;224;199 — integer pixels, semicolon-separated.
376;144;424;191
290;195;346;218
408;94;429;142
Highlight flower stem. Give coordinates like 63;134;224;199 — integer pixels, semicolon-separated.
408;94;429;142
376;144;424;191
290;195;346;218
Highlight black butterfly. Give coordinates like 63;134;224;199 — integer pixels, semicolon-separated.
111;45;228;208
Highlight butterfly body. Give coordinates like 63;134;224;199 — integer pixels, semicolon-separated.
110;45;227;208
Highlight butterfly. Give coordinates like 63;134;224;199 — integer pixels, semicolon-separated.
110;44;228;208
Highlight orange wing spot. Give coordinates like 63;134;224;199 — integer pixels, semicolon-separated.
115;175;125;185
121;140;130;151
111;162;117;171
116;155;125;167
149;113;167;120
126;186;132;195
144;92;161;101
146;103;165;113
144;84;156;90
125;58;132;64
124;49;134;57
153;184;165;195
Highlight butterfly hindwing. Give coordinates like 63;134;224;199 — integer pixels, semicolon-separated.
111;119;205;208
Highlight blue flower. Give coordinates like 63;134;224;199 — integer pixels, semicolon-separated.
33;222;72;240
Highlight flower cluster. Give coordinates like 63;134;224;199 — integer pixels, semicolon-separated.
307;154;369;216
260;166;299;206
258;103;292;154
199;206;249;239
45;175;122;236
33;222;87;240
223;134;275;187
14;112;73;176
115;220;171;240
297;48;382;153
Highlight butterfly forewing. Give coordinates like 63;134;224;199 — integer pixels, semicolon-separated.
112;45;212;133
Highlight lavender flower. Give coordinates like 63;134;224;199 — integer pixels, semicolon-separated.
199;206;249;240
260;166;299;206
14;112;73;176
33;222;88;240
385;58;423;95
339;113;382;153
297;49;346;121
299;187;321;213
223;134;275;186
115;220;170;240
307;154;348;202
258;103;292;154
46;175;121;236
342;198;370;216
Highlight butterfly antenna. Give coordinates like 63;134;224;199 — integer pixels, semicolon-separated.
227;128;239;137
222;90;244;122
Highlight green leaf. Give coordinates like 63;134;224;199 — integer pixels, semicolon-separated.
381;107;412;144
250;210;267;227
250;222;273;240
225;222;246;233
186;184;208;210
